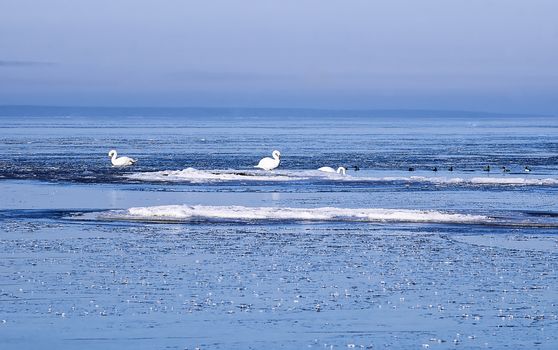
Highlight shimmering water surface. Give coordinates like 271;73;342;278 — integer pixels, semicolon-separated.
1;109;557;349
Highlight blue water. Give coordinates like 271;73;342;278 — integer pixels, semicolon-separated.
0;110;557;349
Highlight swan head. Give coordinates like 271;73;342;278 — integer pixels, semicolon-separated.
337;167;346;175
272;150;281;159
108;150;117;157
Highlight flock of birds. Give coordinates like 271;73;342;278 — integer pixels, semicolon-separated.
109;149;346;174
108;149;532;174
409;165;532;173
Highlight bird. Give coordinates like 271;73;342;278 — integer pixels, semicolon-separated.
502;166;511;173
352;165;360;171
108;150;136;167
408;167;415;172
255;150;281;170
109;150;137;167
432;167;438;172
318;166;346;175
524;166;531;172
483;165;490;172
448;166;454;171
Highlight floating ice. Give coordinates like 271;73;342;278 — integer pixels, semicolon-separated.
125;168;558;186
124;168;310;183
99;205;491;224
348;176;558;186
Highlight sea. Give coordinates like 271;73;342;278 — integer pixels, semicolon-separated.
0;107;557;349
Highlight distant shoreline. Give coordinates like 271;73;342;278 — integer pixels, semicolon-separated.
0;105;550;118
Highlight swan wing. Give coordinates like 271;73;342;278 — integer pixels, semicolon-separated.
255;157;278;170
255;157;272;169
112;156;136;167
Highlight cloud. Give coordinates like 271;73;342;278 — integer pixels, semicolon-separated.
170;70;289;82
0;60;55;67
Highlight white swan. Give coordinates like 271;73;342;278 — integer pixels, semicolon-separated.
318;166;346;175
255;150;281;170
108;149;137;167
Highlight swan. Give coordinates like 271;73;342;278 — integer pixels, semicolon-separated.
108;149;137;167
318;166;346;175
255;150;281;170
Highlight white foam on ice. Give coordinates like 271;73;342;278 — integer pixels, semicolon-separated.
124;168;558;186
124;168;310;183
100;205;491;224
466;177;558;185
342;176;558;186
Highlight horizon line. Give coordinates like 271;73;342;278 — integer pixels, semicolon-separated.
0;104;553;118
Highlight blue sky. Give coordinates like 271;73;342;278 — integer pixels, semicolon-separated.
0;0;557;114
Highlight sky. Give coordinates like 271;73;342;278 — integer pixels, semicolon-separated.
0;0;557;114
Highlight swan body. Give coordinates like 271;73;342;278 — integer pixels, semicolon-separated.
318;166;346;175
255;150;281;170
108;150;136;167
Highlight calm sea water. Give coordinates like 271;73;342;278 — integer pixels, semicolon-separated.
1;109;557;349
